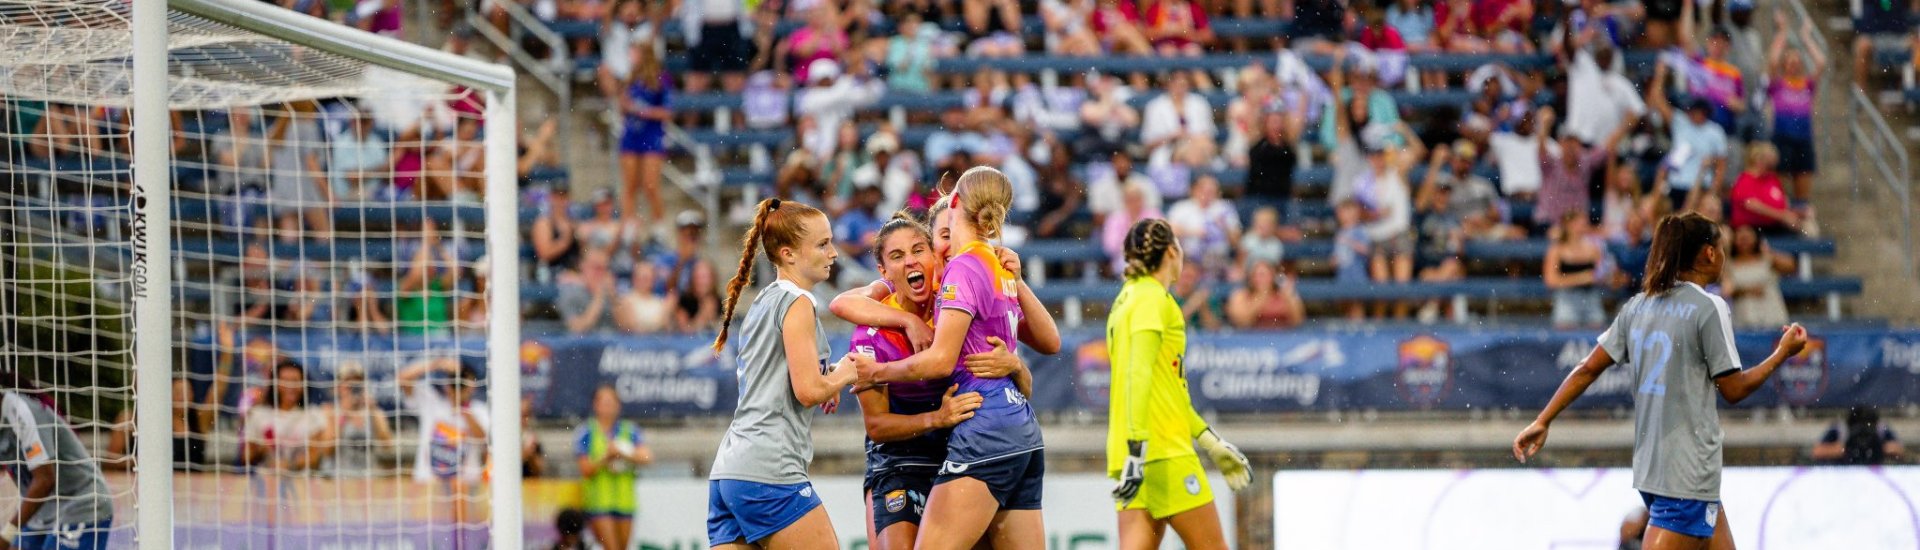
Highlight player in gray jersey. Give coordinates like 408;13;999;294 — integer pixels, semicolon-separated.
1514;213;1807;550
0;387;114;550
706;198;860;550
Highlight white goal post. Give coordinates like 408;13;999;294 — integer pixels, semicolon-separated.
121;0;523;547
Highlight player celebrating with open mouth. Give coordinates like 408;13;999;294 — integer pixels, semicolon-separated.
1515;212;1809;550
851;167;1054;549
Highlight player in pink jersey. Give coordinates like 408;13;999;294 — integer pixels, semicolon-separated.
851;167;1054;549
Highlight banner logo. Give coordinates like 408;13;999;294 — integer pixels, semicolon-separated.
1775;337;1828;406
1397;335;1452;408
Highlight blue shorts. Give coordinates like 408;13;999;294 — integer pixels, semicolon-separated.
620;126;666;156
708;479;822;545
866;466;936;533
1640;492;1721;539
937;448;1044;510
16;520;112;550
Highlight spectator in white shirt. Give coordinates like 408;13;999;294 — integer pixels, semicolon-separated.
1487;110;1546;199
1562;48;1645;145
1138;72;1218;186
795;59;884;162
241;359;334;473
1087;150;1161;224
1166;175;1241;280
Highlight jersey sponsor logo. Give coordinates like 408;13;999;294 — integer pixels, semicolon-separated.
1003;388;1028;406
856;345;876;358
1185;474;1201;495
1000;278;1018;298
1396;335;1453;408
24;442;42;461
940;460;969;475
940;283;958;302
885;489;908;513
1773;337;1828;406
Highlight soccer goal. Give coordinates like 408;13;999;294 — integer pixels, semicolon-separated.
0;0;522;547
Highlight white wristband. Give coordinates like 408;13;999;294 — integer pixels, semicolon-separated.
2;522;20;545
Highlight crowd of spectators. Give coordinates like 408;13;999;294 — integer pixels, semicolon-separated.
545;0;1832;328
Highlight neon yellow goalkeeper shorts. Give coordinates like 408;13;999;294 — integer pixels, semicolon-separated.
1114;455;1214;519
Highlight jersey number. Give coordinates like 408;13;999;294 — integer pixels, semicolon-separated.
1631;328;1674;396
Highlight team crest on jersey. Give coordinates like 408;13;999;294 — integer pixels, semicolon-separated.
1184;474;1201;495
1397;335;1453;408
885;490;909;513
800;485;815;498
1774;337;1828;406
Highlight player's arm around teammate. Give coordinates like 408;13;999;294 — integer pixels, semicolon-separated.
706;199;861;550
1107;219;1250;550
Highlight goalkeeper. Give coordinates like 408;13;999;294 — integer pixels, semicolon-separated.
1105;219;1252;550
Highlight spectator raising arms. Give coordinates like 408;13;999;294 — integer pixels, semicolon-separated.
1767;8;1825;206
396;356;490;492
1647;60;1729;213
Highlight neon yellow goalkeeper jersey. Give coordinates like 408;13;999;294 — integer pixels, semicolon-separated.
1105;276;1210;476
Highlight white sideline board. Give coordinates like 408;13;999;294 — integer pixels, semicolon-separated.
1273;466;1920;549
634;474;1237;549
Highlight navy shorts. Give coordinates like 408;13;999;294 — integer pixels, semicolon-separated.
866;466;936;533
937;449;1044;510
1773;135;1816;176
708;479;822;545
1641;492;1721;539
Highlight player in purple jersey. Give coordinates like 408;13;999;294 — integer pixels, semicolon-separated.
851;167;1055;549
838;212;1043;549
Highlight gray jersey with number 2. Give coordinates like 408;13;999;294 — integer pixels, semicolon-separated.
1598;282;1742;502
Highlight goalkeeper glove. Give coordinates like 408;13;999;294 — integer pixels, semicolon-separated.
1198;428;1251;491
1112;440;1146;503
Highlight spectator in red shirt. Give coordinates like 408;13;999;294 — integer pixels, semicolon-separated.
1146;0;1217;87
1357;11;1407;52
1091;0;1154;55
1729;142;1803;235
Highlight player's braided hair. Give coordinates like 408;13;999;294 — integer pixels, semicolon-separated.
712;198;824;353
1122;218;1177;280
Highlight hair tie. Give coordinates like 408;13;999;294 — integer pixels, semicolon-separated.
769;198;782;211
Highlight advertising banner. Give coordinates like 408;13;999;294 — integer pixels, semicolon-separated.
191;327;1920;416
1273;466;1920;549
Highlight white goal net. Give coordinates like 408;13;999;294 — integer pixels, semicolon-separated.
0;0;521;547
